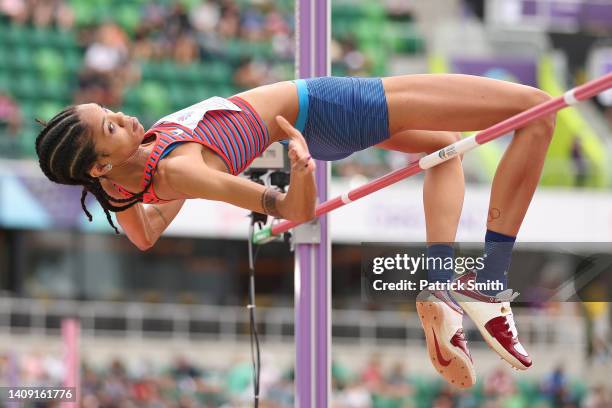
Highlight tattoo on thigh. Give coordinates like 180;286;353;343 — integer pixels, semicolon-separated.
262;187;282;217
488;207;501;222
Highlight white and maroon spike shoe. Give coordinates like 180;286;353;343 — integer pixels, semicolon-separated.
417;289;476;388
450;271;532;370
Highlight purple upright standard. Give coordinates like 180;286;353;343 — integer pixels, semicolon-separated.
294;0;331;407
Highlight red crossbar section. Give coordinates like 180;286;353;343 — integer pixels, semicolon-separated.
271;73;612;236
476;73;611;144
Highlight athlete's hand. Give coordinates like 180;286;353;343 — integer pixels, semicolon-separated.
276;115;316;175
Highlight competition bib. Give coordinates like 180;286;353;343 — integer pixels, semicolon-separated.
153;96;242;131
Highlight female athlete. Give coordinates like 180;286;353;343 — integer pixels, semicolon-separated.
36;75;556;388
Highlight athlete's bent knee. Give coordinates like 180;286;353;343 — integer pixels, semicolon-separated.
532;114;556;145
525;88;553;109
425;131;462;153
520;88;556;139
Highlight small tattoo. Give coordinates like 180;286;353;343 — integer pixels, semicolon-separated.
151;205;168;225
488;207;501;222
262;187;282;217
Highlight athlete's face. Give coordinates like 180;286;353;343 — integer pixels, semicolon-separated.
78;103;145;176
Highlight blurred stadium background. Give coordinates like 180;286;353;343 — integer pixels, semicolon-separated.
0;0;611;407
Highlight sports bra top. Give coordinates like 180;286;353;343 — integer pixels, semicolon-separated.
111;96;269;204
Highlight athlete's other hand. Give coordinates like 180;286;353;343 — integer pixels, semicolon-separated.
275;115;316;175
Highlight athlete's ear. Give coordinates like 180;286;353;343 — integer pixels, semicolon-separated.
90;162;113;178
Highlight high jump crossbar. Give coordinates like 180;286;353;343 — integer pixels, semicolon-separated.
254;72;612;244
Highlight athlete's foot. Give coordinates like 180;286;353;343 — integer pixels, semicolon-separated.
417;290;476;388
450;270;532;370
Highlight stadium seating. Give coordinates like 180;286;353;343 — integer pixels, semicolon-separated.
0;0;425;159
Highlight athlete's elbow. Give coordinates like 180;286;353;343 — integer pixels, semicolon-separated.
119;225;154;251
134;239;154;251
129;233;156;251
289;208;316;223
292;200;317;223
304;206;316;222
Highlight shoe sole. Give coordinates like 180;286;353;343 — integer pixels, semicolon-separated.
451;292;530;371
416;296;476;388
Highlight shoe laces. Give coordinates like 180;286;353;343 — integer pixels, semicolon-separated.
504;310;518;338
494;290;519;338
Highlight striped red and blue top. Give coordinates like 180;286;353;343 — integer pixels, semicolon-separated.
113;96;269;204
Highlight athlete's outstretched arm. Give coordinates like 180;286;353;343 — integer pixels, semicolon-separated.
119;200;185;250
101;178;185;250
166;116;316;222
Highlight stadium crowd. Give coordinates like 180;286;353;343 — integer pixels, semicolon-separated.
0;0;391;177
0;350;610;408
2;0;608;182
0;0;74;29
0;0;372;108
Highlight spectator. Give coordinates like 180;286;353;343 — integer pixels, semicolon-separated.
74;71;115;107
189;1;221;34
240;5;266;41
173;33;199;65
265;7;290;38
584;385;612;408
84;23;130;74
30;0;74;30
361;353;383;392
132;25;156;61
217;0;241;39
171;355;201;380
78;22;135;107
483;365;516;398
0;92;23;136
542;364;576;407
334;379;372;408
381;362;413;404
233;58;271;89
0;0;27;24
165;3;192;40
0;0;73;29
432;393;454;408
341;37;371;76
571;137;589;187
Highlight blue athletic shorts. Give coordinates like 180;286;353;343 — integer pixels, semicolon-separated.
290;76;390;161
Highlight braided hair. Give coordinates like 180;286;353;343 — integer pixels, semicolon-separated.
35;106;153;234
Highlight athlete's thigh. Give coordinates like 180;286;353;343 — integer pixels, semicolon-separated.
233;81;299;143
382;74;550;134
376;129;461;154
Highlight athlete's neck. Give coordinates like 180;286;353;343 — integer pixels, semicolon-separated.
104;145;153;191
